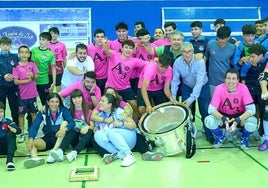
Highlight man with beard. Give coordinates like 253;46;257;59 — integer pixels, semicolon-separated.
60;71;101;110
61;43;94;108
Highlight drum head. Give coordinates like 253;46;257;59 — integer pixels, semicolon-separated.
141;103;189;134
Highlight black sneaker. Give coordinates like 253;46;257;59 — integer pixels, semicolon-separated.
6;162;16;171
206;137;215;145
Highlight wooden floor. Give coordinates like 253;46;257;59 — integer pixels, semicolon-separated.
1;107;268;188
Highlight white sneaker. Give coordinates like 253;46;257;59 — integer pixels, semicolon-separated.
121;154;136;167
17;134;25;143
66;150;77;163
46;151;56;164
24;158;45;169
50;149;64;162
103;153;117;164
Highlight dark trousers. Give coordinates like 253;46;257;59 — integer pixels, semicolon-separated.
96;78;107;95
0;132;17;163
181;83;214;141
36;84;50;106
0;85;19;125
60;129;93;154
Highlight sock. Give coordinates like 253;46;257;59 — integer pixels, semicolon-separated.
241;129;251;139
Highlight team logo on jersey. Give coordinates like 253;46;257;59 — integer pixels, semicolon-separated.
199;46;205;51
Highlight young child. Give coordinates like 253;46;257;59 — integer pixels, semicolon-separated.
12;45;39;143
48;27;67;92
0;36;20;125
31;32;56;106
0;101;21;171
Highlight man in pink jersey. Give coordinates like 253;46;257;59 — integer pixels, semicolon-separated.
132;28;156;95
109;22;135;53
60;71;101;110
205;69;257;149
137;53;176;115
48;27;67;92
87;29;109;94
103;39;147;120
134;28;156;61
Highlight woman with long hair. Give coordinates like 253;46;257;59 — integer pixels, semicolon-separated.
50;89;94;163
24;93;75;168
92;93;137;167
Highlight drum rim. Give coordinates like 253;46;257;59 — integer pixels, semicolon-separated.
138;102;190;134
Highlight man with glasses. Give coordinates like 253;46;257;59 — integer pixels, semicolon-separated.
171;42;214;144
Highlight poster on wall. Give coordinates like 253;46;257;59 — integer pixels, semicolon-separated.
162;7;261;40
0;8;91;54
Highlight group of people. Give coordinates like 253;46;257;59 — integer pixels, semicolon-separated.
1;17;268;171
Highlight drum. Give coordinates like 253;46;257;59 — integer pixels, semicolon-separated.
139;102;196;156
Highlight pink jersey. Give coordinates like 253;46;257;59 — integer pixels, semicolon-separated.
12;62;38;99
152;38;171;47
105;51;147;90
132;44;157;79
48;41;67;74
75;109;92;123
134;43;157;61
60;81;101;108
138;61;173;91
87;43;109;79
110;37;136;52
211;83;254;115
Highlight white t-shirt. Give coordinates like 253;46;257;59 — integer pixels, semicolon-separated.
61;56;94;88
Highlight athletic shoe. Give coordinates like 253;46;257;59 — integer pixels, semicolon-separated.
206;137;215;145
142;151;163;161
240;137;250;150
66;150;77;163
17;134;25;143
50;148;64;162
6;162;16;171
121;154;136;167
24;158;45;169
258;140;268;151
46;151;56;164
103;153;117;164
213;136;225;148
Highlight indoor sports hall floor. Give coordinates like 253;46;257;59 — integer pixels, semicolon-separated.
0;103;267;188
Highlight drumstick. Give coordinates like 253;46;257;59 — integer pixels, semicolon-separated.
197;160;210;163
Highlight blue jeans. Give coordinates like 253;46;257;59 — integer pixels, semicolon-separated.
181;83;213;141
94;128;137;159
